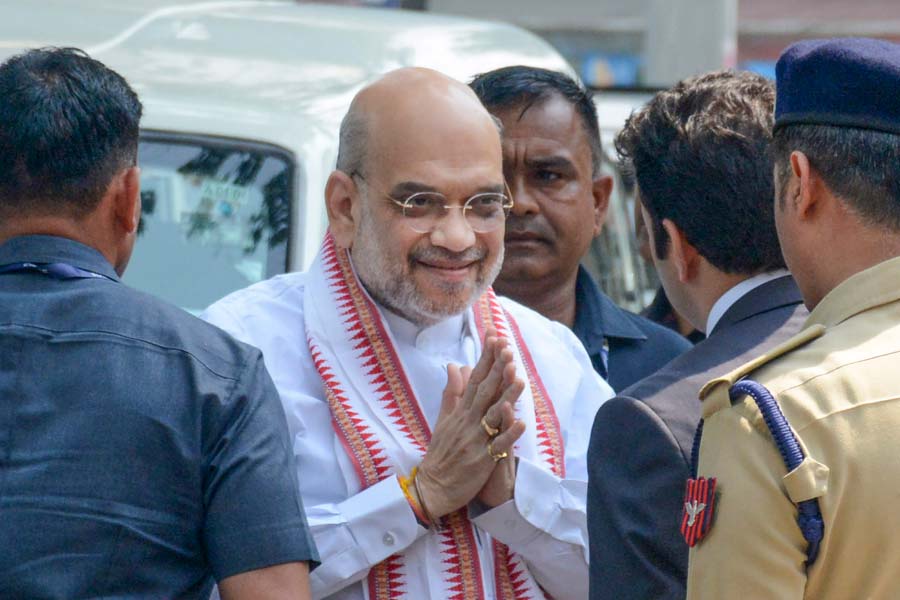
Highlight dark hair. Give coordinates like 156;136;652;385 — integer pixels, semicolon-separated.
0;47;142;217
774;124;900;231
470;65;603;176
615;69;784;274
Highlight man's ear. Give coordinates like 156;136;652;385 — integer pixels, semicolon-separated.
662;218;699;284
591;174;613;237
325;170;359;249
113;166;141;234
790;150;821;222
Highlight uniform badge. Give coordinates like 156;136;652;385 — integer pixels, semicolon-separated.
681;477;717;547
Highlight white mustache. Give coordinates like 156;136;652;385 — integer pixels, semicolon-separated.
412;248;486;264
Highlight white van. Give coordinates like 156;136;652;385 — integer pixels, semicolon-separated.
1;2;658;313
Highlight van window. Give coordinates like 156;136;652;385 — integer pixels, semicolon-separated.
124;133;293;314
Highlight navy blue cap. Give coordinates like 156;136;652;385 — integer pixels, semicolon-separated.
775;37;900;134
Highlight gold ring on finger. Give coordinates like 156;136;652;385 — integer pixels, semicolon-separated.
488;439;509;463
481;415;501;438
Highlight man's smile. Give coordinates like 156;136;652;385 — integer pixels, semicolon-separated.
415;258;478;282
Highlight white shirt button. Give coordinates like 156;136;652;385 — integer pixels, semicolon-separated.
383;532;395;546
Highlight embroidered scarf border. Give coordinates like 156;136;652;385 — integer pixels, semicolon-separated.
473;291;565;600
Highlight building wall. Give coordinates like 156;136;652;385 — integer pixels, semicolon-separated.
424;0;900;86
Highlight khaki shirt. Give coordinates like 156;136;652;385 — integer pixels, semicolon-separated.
687;256;900;599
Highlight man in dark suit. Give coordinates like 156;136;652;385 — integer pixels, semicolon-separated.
470;67;691;393
587;70;807;600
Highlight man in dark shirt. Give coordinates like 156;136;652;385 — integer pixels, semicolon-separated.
470;67;690;392
0;48;317;598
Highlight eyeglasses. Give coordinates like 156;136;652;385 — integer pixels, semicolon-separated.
351;172;514;234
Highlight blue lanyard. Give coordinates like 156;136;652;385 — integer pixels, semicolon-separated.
0;261;114;281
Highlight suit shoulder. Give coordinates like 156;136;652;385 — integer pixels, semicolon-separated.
609;370;702;461
589;393;695;499
594;393;669;431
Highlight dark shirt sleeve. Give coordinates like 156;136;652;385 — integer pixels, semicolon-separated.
201;350;319;581
588;396;690;600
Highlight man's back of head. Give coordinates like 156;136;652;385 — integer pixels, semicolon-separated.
0;47;141;218
772;38;900;309
615;70;783;331
0;47;143;274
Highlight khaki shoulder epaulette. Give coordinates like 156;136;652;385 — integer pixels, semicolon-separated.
697;324;826;418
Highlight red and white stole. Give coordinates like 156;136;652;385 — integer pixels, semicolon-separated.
304;233;565;600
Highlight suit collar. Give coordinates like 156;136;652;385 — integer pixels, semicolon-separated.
706;270;790;334
711;274;802;334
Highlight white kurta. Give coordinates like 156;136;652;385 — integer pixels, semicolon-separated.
203;269;613;600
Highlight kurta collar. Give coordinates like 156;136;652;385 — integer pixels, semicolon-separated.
807;255;900;328
0;235;120;282
381;305;468;354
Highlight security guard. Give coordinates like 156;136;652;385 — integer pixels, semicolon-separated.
0;48;317;597
686;38;900;598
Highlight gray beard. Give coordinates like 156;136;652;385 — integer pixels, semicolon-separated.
351;224;503;328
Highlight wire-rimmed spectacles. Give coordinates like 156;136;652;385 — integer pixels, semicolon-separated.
351;172;514;234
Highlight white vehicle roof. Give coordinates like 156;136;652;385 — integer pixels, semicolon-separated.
4;1;570;145
0;1;574;266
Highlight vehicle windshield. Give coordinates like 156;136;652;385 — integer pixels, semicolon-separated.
123;134;293;314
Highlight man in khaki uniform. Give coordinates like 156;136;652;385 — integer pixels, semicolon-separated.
687;38;900;598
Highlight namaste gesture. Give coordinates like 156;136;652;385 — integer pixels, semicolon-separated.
413;329;526;519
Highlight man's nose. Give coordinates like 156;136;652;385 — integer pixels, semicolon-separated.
508;176;539;217
430;207;476;252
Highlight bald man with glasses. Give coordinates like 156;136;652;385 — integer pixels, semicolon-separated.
203;68;613;600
